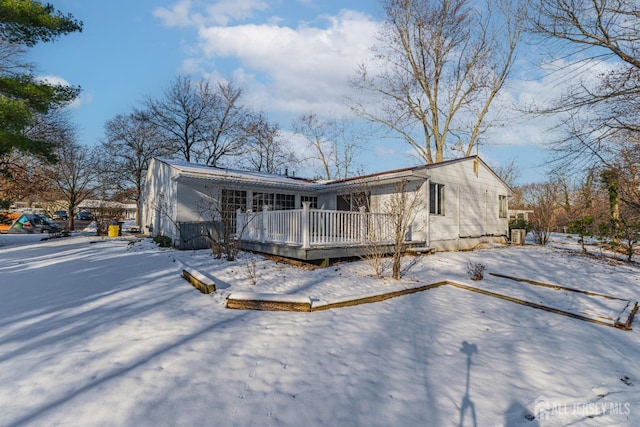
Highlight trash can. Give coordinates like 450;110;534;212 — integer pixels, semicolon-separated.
108;224;119;238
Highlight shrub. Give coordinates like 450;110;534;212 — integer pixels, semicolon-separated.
467;261;486;281
567;216;594;253
509;218;532;232
153;234;172;248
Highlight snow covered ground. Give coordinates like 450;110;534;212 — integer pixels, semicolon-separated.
0;231;639;426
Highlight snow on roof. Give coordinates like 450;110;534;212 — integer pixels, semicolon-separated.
156;155;508;190
159;158;316;187
78;200;135;210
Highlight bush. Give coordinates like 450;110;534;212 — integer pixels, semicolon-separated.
467;261;487;281
567;216;594;253
509;218;532;232
153;234;172;248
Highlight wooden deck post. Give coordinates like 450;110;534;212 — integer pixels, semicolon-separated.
261;205;268;243
359;206;366;243
236;209;244;239
302;202;310;249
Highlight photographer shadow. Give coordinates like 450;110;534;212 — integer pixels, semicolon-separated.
458;341;478;427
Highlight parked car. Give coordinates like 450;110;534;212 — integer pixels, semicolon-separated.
76;211;93;220
0;212;20;234
6;213;61;234
52;210;68;220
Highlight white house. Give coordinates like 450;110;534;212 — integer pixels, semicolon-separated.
140;156;513;259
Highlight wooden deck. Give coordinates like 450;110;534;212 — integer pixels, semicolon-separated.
239;239;429;261
237;204;430;262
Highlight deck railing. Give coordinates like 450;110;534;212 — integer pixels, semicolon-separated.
237;203;398;249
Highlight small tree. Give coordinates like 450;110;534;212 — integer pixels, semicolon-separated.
617;218;640;262
389;180;423;280
197;185;246;261
567;215;594;253
522;181;562;245
361;179;423;280
599;215;640;262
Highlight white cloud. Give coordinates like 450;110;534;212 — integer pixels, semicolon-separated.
153;0;200;27
155;0;271;27
36;75;93;109
154;2;622;183
36;74;71;87
203;0;270;26
195;10;379;116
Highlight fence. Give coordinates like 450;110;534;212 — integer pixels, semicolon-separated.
237;204;397;249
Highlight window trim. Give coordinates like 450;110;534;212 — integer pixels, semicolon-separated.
300;195;318;209
252;191;296;211
498;195;507;218
429;182;445;215
220;189;247;233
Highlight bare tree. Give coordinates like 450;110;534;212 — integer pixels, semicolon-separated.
349;0;528;163
239;112;297;174
201;80;252;167
0;39;29;76
532;0;640;73
360;179;423;280
143;75;212;163
144;76;254;167
44;140;99;230
531;0;640;171
101;111;173;226
196;185;246;260
493;159;521;189
292;113;363;180
1;109;78;208
0;150;49;208
521;180;563;245
389;179;423;279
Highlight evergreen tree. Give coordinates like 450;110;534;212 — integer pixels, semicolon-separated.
0;0;82;166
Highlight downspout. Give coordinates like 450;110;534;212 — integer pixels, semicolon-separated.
457;184;461;250
484;190;488;237
426;178;431;248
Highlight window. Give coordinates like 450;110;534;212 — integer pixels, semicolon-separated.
252;192;274;211
499;195;507;218
429;182;445;215
252;192;296;211
301;195;318;209
275;193;295;210
221;189;246;232
337;192;370;211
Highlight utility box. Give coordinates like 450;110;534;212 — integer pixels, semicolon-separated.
511;229;526;245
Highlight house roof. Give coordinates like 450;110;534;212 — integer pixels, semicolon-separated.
157;158;317;191
154;155;511;193
321;156;513;194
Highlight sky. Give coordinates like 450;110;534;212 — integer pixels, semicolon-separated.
1;231;639;425
28;0;572;184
